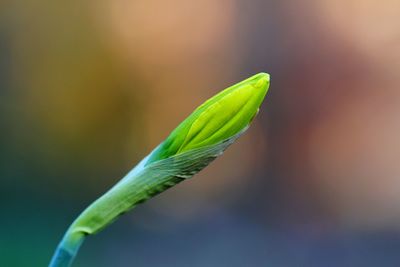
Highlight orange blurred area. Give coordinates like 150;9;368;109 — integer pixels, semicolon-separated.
1;0;400;266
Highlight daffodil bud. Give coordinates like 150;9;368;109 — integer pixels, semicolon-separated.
49;73;270;267
147;72;270;163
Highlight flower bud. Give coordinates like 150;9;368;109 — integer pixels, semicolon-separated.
49;73;270;267
147;72;270;164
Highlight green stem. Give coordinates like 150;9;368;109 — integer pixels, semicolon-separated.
49;231;86;267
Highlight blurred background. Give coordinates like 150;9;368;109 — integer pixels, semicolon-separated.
1;0;400;266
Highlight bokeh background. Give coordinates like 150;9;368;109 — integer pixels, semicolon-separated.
1;0;400;266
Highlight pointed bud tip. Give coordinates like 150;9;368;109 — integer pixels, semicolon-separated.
250;72;270;91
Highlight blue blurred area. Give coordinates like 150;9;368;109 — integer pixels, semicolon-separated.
1;1;400;266
3;199;400;267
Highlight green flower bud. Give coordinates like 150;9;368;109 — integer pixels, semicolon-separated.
147;72;270;163
49;72;270;267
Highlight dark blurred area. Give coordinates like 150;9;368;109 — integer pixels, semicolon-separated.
1;1;400;266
